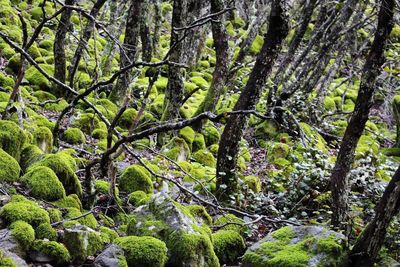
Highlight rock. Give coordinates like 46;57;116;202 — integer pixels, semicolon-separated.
94;244;125;267
3;250;29;267
242;225;346;267
63;224;103;264
126;192;219;267
0;229;29;266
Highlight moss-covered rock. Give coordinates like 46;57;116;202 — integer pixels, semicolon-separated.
35;222;58;241
193;149;216;167
161;137;191;161
128;190;151;207
114;236;168;267
213;230;246;265
64;208;97;229
22;166;65;201
25;64;53;90
119;164;153;194
0;196;50;227
192;133;206;152
63;224;103;263
99;226;118;244
117;108;138;129
0;250;18;267
214;214;247;235
33;126;53;153
63;128;86;145
9;220;35;248
53;194;82;211
178;126;195;150
0;120;26;161
202;126;220;146
186;205;212;225
28;153;82;197
71;113;101;134
244;175;262;193
32;240;71;265
242;226;346;267
0;148;20;182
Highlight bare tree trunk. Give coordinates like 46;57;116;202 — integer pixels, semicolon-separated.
330;0;395;231
216;0;289;201
161;0;187;121
194;0;230;119
109;0;144;105
140;0;153;62
53;0;75;96
152;0;162;58
68;0;107;87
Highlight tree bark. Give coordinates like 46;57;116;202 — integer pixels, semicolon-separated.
68;0;107;87
349;163;400;266
109;0;144;105
330;0;395;231
152;0;162;58
216;0;289;201
161;0;187;121
140;0;153;62
53;0;75;96
194;0;230;119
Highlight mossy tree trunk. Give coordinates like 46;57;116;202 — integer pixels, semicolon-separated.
140;0;153;62
161;0;187;122
53;0;75;97
330;0;394;232
216;0;289;201
194;0;230;122
67;0;107;87
109;0;144;105
349;162;400;266
152;0;162;58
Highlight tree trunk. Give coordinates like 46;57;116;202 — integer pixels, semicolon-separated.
53;0;75;96
349;163;400;266
140;0;153;62
330;0;394;231
68;0;107;87
161;0;187;122
109;0;144;105
194;0;230;119
216;0;289;201
152;0;162;58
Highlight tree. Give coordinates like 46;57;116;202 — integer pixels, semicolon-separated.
216;0;289;200
330;0;395;231
53;0;75;96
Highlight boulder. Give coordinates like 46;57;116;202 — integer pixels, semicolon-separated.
94;244;126;267
242;225;346;267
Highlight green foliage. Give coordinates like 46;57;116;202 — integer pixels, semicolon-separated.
22;166;66;201
0;195;50;227
114;236;168;267
213;230;246;265
63;128;86;145
119;164;153;194
10;220;35;248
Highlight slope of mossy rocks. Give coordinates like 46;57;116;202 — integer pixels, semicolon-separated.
242;226;346;267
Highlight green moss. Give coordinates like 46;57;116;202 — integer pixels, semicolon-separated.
193;149;216;167
192;133;206;152
33;126;53;153
0;196;50;227
0;148;20;182
272;226;296;243
178;126;195;149
48;208;62;223
128;190;151;207
63;128;86;144
0;120;26;161
202;126;220;146
154;77;168;92
390;24;400;41
99;226;118;244
71;113;101;134
25;64;54;90
6;54;21;73
250;35;264;54
32;115;55;130
254;120;279;140
0;250;17;267
22;166;66;201
32;240;71;265
29;153;82;197
356;135;379;157
10;220;35;248
214;214;246;235
117;108;137;129
299;122;327;153
213;230;246;265
161;137;191;161
114;236;168;267
35;222;58;241
95;180;110;194
119;164;153;194
324;96;336;111
187;205;212;225
191;76;209;90
0;73;15;88
127;218;167;239
244;175;262;193
316;234;343;255
92;129;107;139
64;208;97;229
54;194;82;211
167;231;219;267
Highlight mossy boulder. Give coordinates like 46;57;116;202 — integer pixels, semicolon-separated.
64;208;97;229
63;128;86;145
28;153;82;197
242;226;346;267
0;148;20;182
161;137;191;161
213;214;247;235
71;113;101;134
213;230;246;265
244;175;262;193
128;192;219;267
128;190;151;207
192;133;206;152
0;249;18;267
114;236;168;267
31;240;71;265
0;120;26;161
35;223;58;241
178;126;195;150
25;64;53;90
22;166;66;201
193;149;216;167
63;224;103;263
9;220;35;248
0;196;50;227
202;126;220;146
33;126;53;153
119;164;153;194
